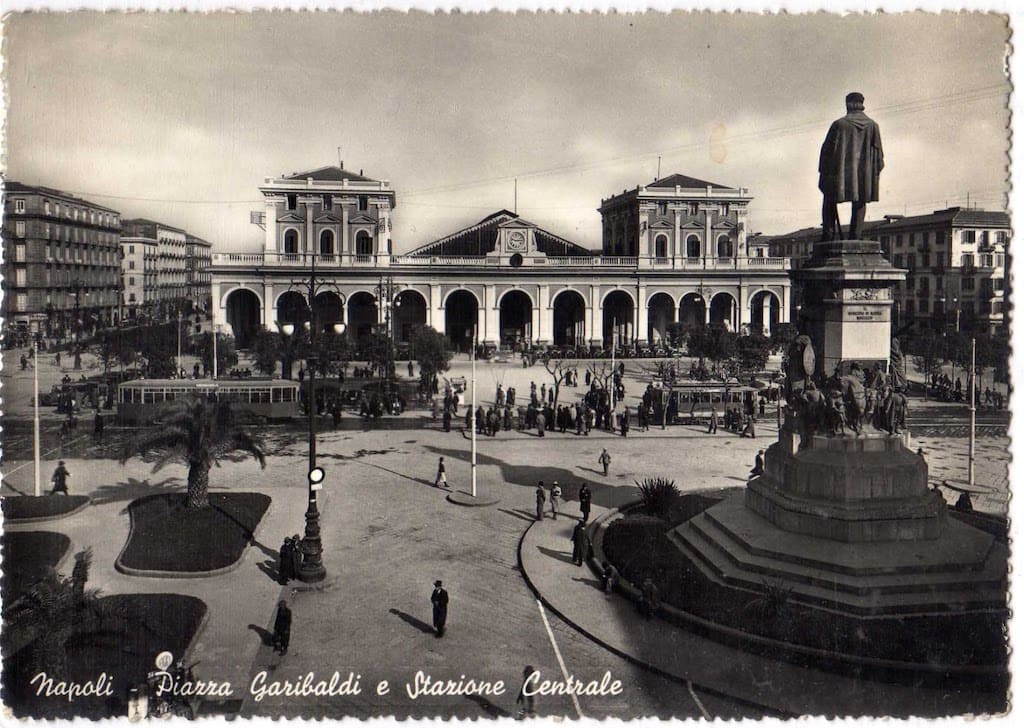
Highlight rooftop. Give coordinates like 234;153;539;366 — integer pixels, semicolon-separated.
5;180;121;215
282;165;378;184
407;210;594;258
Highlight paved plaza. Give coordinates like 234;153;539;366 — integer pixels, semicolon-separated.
1;344;1011;718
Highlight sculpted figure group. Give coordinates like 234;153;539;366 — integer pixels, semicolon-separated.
783;335;907;446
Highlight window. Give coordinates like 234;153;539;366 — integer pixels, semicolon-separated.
129;261;136;270
15;221;25;236
55;203;60;216
15;268;26;286
44;200;51;214
129;293;136;302
656;202;667;216
688;203;699;216
995;231;1008;244
686;235;701;258
355;230;373;256
993;277;1005;291
129;245;135;254
896;234;903;247
961;253;975;268
15;244;25;262
319;229;334;256
283;229;299;254
654;235;668;258
717;235;733;258
894;254;904;268
961;277;976;291
961;230;976;244
719;203;730;216
286;194;297;210
358;196;369;211
14;199;25;213
129;277;135;286
15;294;27;311
980;231;990;246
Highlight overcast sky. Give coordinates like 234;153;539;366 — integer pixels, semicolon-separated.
3;11;1011;253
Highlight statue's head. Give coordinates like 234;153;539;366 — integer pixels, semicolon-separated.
846;91;865;111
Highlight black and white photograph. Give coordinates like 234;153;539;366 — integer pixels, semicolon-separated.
0;6;1015;722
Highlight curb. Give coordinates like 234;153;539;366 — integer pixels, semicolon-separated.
514;509;785;718
446;490;500;507
2;496;92;525
114;491;280;580
588;501;1008;689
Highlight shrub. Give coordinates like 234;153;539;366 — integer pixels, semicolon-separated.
635;477;681;519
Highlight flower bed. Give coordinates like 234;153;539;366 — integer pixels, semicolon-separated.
117;492;271;574
1;531;72;603
2;495;90;523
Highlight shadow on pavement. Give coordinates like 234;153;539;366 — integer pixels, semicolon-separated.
464;693;512;718
497;508;535;523
537;545;573;565
88;476;180;505
388;608;435;635
247;623;274;646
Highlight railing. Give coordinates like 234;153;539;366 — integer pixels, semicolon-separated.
211;252;789;271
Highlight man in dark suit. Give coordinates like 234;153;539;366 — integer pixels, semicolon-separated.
578;483;592;523
431;580;449;637
273;599;292;655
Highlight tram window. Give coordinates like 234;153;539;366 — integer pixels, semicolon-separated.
143;390;155;404
254;389;270;404
283;388;295;402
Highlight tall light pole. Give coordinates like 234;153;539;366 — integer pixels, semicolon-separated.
969;336;977;487
33;332;42;497
280;248;345;583
471;325;478;498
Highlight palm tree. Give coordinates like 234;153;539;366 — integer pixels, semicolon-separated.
6;549;103;682
121;395;266;509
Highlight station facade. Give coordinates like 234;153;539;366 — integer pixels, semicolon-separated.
209;166;791;351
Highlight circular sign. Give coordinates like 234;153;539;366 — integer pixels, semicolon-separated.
309;467;325;485
154;651;174;671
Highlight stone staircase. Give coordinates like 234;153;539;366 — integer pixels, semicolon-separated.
669;494;1007;618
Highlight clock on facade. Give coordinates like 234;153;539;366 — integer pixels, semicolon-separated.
507;231;527;252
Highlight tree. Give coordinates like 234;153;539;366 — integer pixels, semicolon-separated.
908;329;945;385
665;322;690;349
688;324;737;370
91;330;121;376
733;334;773;373
121;397;265;510
137;322;178;378
769;322;799;353
539;353;577;409
250;329;284;377
7;549;103;682
412;326;452;387
314;330;351;376
363;331;395;381
190;332;239;376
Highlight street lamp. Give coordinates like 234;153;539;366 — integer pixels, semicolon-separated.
278;250;346;583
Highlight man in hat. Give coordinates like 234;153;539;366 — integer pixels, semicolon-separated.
431;580;449;637
819;92;884;241
535;482;547;521
578;482;593;523
751;449;765;478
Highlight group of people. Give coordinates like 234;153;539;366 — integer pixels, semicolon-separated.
277;534;305;584
534;481;592;522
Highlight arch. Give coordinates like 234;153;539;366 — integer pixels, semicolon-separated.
276;290;310;327
347;291;378;344
220;285;262;311
445;289;478;352
319;229;335;256
552;290;586;347
647;292;676;345
602;290;634;349
709;292;737;330
283;228;300;255
498;289;532;348
749;290;781;336
654;234;669;259
678;292;707;329
686;234;701;258
441;287;481;309
312;291;344;332
225;288;261;349
717;234;733;258
355;230;373;256
393;289;427;344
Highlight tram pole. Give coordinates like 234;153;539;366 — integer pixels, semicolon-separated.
33;332;41;497
299;250;326;583
969;337;976;488
471;326;478;498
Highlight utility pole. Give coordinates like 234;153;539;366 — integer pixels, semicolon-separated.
471;326;478;498
969;337;976;487
33;332;41;497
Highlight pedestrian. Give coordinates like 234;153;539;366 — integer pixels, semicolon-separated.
571;519;590;566
408;361;415;378
278;536;294;584
598;448;611;477
290;534;303;577
708;406;719;434
50;460;70;495
443;408;452;432
750;449;765;477
578;482;592;522
620;407;630;437
600;561;618;594
55;352;61;368
431;580;449;637
272;599;292;655
193;362;200;379
742;415;756;438
536;411;546;438
19;355;27;371
434;457;448;488
550;481;561;519
516;666;537;719
535;482;547;521
93;410;105;442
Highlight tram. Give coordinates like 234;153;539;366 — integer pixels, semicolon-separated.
116;378;301;424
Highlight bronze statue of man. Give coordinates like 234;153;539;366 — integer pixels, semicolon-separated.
819;92;884;241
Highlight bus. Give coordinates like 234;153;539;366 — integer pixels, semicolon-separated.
116;379;301;424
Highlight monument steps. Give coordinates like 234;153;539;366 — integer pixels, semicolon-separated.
669;500;1007;617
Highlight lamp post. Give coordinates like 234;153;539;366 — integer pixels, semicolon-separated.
280;249;345;583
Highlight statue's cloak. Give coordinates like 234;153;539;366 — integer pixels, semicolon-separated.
818;111;884;203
